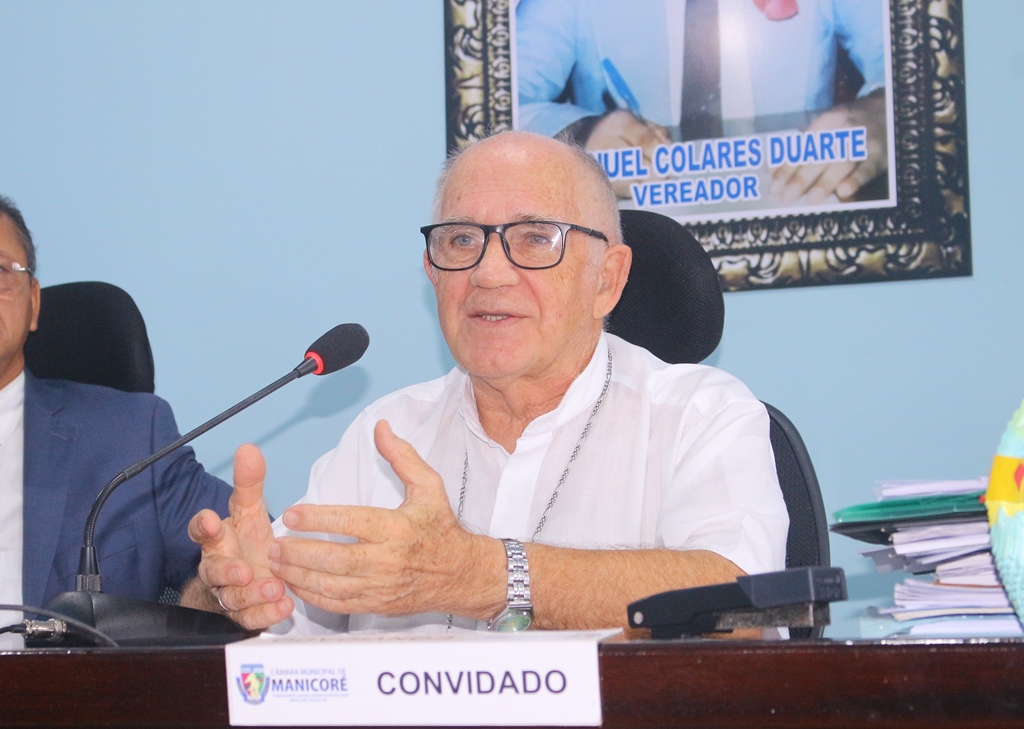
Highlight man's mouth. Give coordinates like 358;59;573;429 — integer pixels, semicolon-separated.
478;313;510;322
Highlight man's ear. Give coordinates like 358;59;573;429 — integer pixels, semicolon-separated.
28;277;40;332
423;250;439;285
593;243;632;320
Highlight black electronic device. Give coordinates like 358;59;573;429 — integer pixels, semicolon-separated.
628;566;846;639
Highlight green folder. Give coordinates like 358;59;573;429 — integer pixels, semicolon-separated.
829;492;988;545
832;492;986;524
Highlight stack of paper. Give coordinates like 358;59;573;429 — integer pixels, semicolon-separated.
873;477;987;500
832;479;1023;638
882;579;1011;620
861;520;993;574
935;552;1000;586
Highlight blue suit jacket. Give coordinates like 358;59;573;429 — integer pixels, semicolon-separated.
21;371;232;610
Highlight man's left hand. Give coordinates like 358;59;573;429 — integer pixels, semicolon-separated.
268;420;503;619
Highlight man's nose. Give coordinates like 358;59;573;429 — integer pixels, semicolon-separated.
471;232;519;285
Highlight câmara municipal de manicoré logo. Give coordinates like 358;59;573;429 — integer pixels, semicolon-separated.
237;663;270;705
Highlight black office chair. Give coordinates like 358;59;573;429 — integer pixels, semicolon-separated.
24;281;155;393
608;210;830;637
606;210;724;364
24;281;173;604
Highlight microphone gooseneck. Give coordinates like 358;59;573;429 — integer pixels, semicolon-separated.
75;323;370;592
38;323;369;647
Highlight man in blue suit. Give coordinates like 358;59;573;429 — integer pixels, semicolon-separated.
0;195;231;643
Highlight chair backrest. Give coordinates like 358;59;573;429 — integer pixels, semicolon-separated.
609;211;830;636
606;210;724;364
24;281;155;394
763;402;830;639
762;403;830;571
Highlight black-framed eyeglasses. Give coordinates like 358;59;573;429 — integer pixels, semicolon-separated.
0;261;32;293
421;221;609;271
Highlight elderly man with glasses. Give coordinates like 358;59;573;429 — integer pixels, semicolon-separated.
183;131;788;635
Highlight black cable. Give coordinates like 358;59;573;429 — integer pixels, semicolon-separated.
0;603;120;647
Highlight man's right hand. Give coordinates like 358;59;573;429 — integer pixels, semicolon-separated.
584;110;670;199
182;443;293;630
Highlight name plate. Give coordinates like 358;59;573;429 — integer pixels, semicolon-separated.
225;629;617;726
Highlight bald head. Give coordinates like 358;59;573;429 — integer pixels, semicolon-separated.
433;132;622;246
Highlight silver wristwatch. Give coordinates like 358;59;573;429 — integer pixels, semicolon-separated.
488;538;533;632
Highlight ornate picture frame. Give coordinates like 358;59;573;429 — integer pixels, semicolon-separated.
442;0;970;291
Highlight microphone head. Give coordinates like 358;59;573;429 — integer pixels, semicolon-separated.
303;323;370;375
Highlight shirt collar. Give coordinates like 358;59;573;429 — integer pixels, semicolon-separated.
460;333;611;445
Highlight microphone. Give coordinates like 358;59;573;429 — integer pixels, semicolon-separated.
33;323;370;647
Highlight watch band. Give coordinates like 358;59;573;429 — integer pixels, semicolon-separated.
502;538;532;610
488;539;533;631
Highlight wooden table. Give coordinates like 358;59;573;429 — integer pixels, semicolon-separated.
2;639;1022;728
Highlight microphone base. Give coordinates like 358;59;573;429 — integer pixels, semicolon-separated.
33;591;254;647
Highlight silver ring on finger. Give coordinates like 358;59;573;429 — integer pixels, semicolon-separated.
212;586;231;613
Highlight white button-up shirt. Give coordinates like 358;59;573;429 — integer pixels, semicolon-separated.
0;372;26;649
273;333;788;635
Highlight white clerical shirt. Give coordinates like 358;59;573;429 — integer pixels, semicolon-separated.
272;333;788;635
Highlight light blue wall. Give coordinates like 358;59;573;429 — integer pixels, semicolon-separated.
1;2;1020;638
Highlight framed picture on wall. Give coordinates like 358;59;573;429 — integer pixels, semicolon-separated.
442;0;971;291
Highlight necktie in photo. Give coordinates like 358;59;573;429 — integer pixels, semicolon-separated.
680;0;723;141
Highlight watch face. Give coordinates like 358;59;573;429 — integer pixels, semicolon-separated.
491;609;532;633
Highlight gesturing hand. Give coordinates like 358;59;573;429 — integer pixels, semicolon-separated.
186;444;293;630
269;420;504;620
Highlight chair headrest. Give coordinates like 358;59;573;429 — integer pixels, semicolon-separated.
606;210;724;364
24;281;156;393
